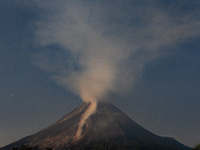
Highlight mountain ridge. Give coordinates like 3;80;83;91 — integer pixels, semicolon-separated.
1;102;191;150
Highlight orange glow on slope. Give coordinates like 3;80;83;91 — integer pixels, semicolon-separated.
74;102;96;140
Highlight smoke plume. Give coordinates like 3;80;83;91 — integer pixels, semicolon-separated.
33;0;200;139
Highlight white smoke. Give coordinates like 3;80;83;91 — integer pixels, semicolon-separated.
34;0;200;139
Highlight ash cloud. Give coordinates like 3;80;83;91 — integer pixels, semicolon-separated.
34;0;200;103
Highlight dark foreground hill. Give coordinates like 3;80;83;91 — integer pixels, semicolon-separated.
1;102;191;150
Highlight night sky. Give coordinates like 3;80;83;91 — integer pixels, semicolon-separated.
0;0;200;148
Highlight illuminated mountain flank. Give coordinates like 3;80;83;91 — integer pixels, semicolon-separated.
1;102;191;150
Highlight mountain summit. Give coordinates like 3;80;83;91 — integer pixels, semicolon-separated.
1;102;191;150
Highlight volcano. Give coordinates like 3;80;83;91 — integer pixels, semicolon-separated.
1;102;191;150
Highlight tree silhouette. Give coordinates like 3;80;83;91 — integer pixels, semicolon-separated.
193;144;200;150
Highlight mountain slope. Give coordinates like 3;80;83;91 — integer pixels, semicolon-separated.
1;102;191;150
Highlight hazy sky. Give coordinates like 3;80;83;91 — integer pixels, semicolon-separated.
0;0;200;148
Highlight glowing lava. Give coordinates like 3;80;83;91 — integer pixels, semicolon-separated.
75;102;97;140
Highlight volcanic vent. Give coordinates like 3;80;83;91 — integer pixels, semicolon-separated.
1;102;191;150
